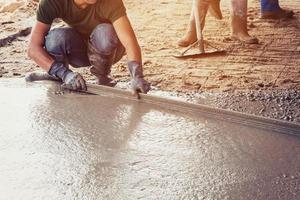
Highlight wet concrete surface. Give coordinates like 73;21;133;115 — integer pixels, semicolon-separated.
0;79;300;200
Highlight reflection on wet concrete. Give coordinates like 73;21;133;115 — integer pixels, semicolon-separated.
0;79;299;200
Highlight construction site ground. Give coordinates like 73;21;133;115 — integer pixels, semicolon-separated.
0;0;299;122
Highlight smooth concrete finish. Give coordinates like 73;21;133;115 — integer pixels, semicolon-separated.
0;79;299;200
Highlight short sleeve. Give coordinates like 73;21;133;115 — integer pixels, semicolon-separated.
36;0;59;25
100;0;127;23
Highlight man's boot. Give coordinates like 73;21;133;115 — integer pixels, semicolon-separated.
88;23;125;87
88;44;117;87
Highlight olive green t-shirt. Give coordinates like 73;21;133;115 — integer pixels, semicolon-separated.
36;0;126;38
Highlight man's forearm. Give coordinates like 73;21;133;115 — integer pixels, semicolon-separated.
28;46;54;72
123;40;142;63
112;16;142;63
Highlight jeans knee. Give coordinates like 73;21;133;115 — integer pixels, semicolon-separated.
45;28;82;55
89;23;120;55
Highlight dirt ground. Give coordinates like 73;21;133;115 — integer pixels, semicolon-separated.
0;0;300;122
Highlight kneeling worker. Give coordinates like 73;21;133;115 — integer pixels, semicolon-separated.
28;0;150;94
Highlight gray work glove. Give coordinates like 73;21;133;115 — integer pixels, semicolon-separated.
61;72;87;91
127;61;150;94
48;61;87;91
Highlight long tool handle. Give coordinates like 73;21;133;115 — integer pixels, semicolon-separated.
193;0;209;53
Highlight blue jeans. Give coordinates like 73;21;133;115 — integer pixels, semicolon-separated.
45;23;125;78
260;0;280;12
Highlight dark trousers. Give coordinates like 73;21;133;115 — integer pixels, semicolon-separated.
260;0;280;12
45;23;125;78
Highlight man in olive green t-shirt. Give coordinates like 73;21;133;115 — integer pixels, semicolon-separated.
28;0;150;94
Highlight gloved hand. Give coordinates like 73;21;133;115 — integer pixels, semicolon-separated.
127;61;150;94
48;61;87;91
61;72;87;91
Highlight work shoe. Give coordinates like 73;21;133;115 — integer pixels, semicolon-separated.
261;8;294;19
96;76;117;87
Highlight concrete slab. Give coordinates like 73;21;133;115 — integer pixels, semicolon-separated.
0;79;299;200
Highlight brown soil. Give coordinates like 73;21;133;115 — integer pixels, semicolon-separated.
0;0;299;122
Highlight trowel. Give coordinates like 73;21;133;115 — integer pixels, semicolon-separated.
174;0;226;59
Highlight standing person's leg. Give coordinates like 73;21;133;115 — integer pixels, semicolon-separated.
177;3;197;47
88;23;125;87
178;0;220;47
260;0;294;19
45;28;90;69
230;0;258;44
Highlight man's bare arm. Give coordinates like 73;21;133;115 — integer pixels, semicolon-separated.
27;21;87;90
112;15;142;63
27;21;54;72
112;16;150;94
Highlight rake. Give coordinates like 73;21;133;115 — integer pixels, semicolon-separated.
174;0;226;59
